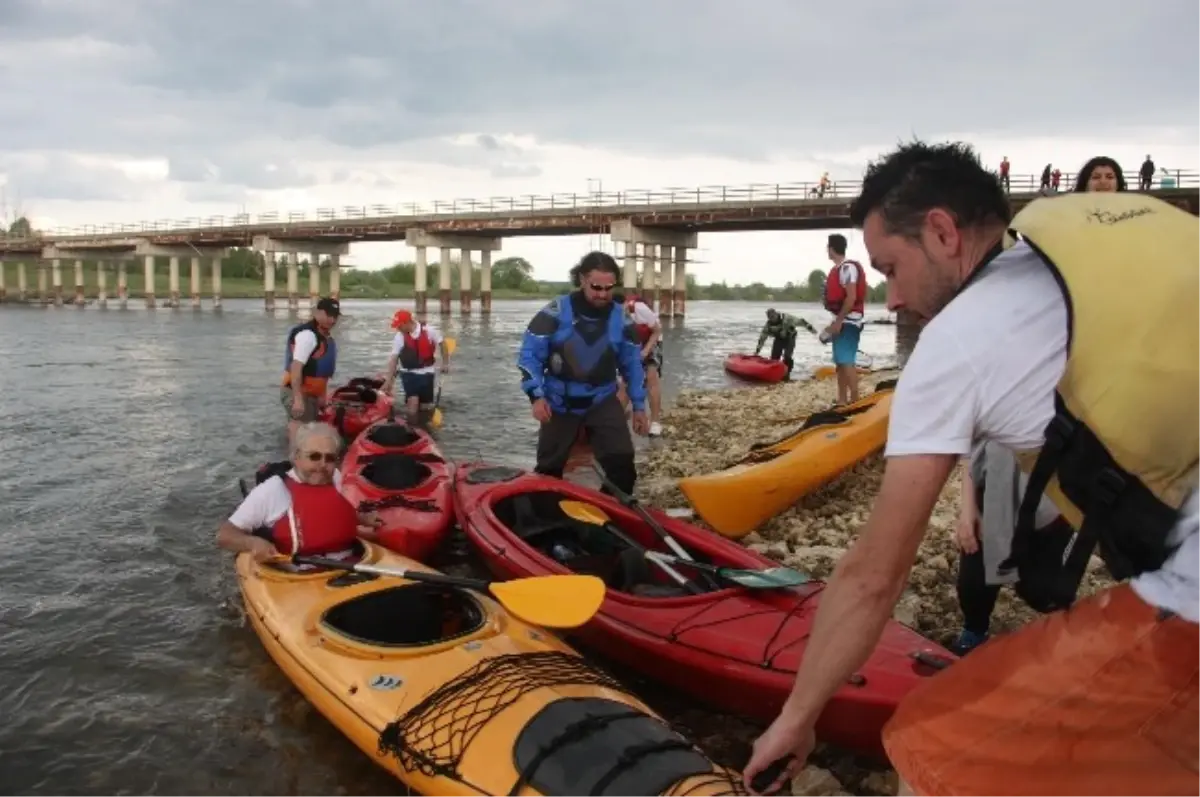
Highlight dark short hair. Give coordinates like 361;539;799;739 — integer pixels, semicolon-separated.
827;234;847;255
848;140;1012;238
570;250;621;287
1074;156;1128;192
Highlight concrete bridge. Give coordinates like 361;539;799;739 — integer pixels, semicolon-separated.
1;170;1196;316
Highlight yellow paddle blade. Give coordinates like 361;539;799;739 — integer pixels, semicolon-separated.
488;574;606;628
444;337;457;356
429;407;444;428
559;499;611;526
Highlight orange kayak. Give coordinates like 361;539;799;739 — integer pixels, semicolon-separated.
236;541;747;795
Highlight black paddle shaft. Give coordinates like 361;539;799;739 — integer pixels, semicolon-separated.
750;755;795;794
291;555;492;592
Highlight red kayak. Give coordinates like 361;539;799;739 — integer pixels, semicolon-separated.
339;418;455;561
453;463;956;761
318;377;395;441
723;353;787;383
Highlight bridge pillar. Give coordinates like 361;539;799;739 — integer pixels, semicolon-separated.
17;262;27;301
414;247;428;314
167;256;181;307
610;221;697;318
438;247;452;314
211;257;223;309
479;250;492;314
263;253;276;312
459;249;473;314
673;246;687;317
328;255;340;300
307;253;321;312
72;259;85;306
0;260;5;302
286;252;300;312
96;261;107;308
404;229;501;315
640;244;657;311
50;259;63;306
658;246;673;316
37;262;47;305
118;261;128;309
189;257;201;309
143;255;156;308
620;242;638;292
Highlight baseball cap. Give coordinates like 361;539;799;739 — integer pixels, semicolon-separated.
315;297;341;316
390;309;414;329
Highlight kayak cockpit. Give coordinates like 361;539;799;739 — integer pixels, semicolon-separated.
494;491;707;597
358;453;434;491
364;423;421;449
320;583;487;648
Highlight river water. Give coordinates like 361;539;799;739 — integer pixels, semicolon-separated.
0;298;898;794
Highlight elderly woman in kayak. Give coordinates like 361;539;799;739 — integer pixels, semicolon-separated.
217;422;380;562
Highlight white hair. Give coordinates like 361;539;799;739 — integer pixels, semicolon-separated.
292;422;342;460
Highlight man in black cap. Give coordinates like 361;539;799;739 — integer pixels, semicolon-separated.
280;297;341;444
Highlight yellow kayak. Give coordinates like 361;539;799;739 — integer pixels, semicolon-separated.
678;380;896;538
812;364;871;380
237;541;745;796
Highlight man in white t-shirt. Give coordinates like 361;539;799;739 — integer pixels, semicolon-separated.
217;422;379;564
381;309;450;423
744;142;1198;795
625;295;664;436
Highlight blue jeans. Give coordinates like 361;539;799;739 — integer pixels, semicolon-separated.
832;322;862;366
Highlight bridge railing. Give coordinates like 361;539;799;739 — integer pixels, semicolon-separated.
7;170;1197;243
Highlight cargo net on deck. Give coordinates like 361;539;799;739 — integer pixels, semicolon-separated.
374;652;748;792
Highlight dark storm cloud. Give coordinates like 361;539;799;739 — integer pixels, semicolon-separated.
0;0;1196;202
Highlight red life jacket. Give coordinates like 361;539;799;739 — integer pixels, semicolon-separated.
823;260;867;315
398;325;437;370
269;476;360;556
625;299;656;344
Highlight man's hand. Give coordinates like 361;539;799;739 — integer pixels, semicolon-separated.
357;511;382;539
440;363;450;374
290;396;306;419
631;411;650;436
249;537;280;563
743;715;813;794
382;378;394;396
824;319;844;338
955;515;980;554
531;398;552;423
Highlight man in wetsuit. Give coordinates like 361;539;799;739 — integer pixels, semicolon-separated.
754;308;805;380
517;251;650;495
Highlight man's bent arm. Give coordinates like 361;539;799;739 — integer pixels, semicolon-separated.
779;453;958;727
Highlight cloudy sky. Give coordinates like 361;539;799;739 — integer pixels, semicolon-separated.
0;0;1196;286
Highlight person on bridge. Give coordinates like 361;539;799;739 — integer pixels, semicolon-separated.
625;293;664;437
280;297;340;446
381;309;451;424
517;250;649;496
217;422;380;566
743;140;1198;796
755;308;805;380
821;233;866;406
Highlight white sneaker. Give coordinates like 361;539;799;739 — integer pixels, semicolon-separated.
649;421;663;437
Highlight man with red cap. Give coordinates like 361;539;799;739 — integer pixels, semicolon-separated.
381;309;450;422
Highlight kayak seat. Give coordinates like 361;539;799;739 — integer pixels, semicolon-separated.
510;696;716;796
320;583;485;647
359;454;433;492
365;423;420;449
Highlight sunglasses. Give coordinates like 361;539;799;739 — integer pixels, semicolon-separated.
303;451;339;463
588;283;616;292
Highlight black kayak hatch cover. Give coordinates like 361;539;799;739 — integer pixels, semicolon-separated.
510;696;714;796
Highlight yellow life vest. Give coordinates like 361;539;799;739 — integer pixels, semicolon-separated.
999;191;1199;590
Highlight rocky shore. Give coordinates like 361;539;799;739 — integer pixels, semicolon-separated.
628;369;1114;795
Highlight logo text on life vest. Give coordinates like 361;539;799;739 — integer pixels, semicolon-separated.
1086;206;1155;226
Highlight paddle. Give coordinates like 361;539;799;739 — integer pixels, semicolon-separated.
558;500;704;595
589;465;700;565
290;554;605;629
429;337;457;429
561;501;807;590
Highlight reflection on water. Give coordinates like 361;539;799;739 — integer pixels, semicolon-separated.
0;298;897;794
